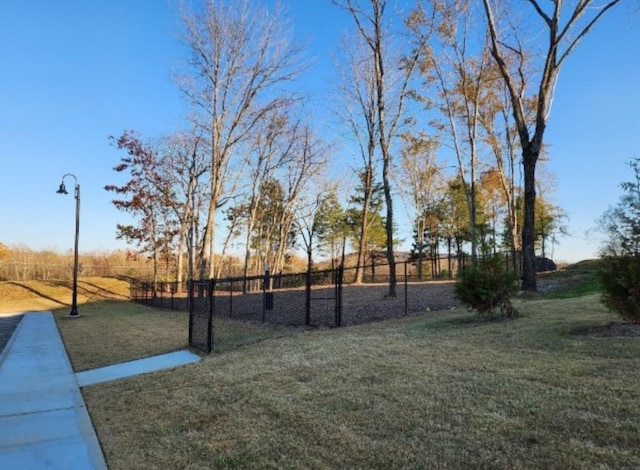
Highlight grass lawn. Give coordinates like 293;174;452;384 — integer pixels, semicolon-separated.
78;292;639;469
5;270;638;468
54;301;190;371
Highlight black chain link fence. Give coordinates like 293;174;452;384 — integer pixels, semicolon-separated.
187;267;344;352
130;260;461;353
129;280;188;310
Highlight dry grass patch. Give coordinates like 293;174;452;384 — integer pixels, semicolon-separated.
55;301;189;371
82;294;640;469
0;277;130;313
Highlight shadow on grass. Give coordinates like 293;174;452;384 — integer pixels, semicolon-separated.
113;275;138;283
7;282;69;307
39;280;129;302
417;311;516;333
78;280;129;300
442;314;516;327
569;321;640;338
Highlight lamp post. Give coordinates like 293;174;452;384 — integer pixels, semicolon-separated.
56;174;80;318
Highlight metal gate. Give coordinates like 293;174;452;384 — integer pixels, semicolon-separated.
188;267;344;353
304;266;343;327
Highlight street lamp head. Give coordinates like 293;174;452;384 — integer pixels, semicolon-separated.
56;182;68;195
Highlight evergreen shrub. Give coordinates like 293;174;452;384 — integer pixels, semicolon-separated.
455;255;519;318
597;256;640;324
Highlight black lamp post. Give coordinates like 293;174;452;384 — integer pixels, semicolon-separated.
57;174;80;318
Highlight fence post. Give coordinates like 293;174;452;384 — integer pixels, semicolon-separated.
305;268;311;326
229;279;233;318
262;264;270;322
207;279;214;353
188;279;193;346
404;261;408;316
335;265;343;327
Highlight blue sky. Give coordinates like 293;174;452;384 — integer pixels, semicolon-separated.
0;1;638;263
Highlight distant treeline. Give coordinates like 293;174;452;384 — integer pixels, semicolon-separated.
0;246;155;281
0;244;309;282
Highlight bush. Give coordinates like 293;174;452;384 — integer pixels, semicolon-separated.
594;157;640;324
455;256;519;318
597;256;640;324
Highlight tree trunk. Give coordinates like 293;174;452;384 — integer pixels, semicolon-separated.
382;155;396;297
198;219;211;280
521;149;538;291
176;227;186;292
355;166;374;284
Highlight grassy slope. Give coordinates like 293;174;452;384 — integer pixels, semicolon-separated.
0;277;130;313
536;259;601;299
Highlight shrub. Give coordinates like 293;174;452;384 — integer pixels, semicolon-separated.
597;256;640;324
455;256;519;318
595;157;640;324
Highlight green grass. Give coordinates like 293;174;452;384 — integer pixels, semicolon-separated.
536;259;601;299
80;294;640;470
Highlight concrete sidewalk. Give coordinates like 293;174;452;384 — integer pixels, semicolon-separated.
0;312;107;469
0;311;202;469
76;350;200;387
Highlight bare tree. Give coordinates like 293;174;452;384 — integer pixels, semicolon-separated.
297;175;349;272
477;78;525;268
335;0;425;297
271;122;327;274
298;185;334;273
411;0;501;261
0;242;9;269
158;128;209;285
399;132;445;275
238;112;297;286
334;33;379;284
178;0;305;279
482;0;623;291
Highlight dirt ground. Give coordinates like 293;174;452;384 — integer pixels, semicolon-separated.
338;281;459;326
185;281;460;328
